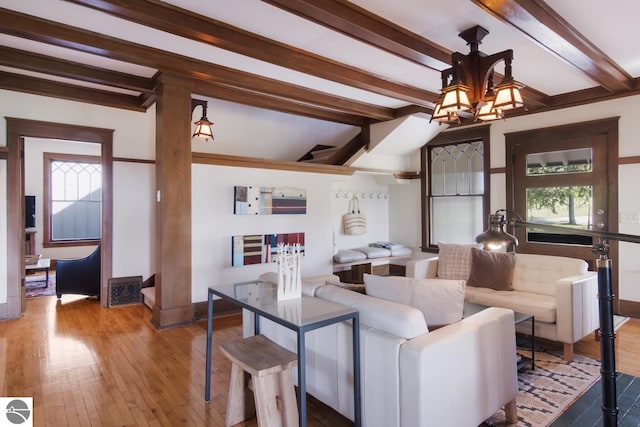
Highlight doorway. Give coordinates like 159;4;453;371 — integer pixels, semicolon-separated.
506;118;619;308
5;118;113;317
25;139;102;298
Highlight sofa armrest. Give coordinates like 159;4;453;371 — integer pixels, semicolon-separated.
399;307;518;427
555;271;599;343
405;257;438;279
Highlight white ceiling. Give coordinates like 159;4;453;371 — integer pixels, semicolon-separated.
1;0;639;158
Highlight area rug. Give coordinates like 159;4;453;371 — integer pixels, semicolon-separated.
484;349;600;427
25;274;56;298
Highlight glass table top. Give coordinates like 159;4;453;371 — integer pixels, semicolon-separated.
210;280;357;328
463;301;533;324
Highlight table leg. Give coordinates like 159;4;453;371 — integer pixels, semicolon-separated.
531;316;535;370
297;331;306;427
45;267;49;285
254;312;260;335
205;291;214;402
352;313;361;427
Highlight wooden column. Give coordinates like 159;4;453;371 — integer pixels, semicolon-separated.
152;73;194;328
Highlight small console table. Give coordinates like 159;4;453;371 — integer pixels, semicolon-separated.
205;280;362;427
25;258;51;289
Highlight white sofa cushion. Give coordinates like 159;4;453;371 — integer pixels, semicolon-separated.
466;287;557;323
436;242;482;280
390;246;412;257
363;274;413;305
412;278;465;326
316;284;428;339
355;246;392;259
334;249;367;263
513;253;588;296
363;274;465;327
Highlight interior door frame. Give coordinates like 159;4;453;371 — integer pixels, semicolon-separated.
4;118;113;317
505;117;619;311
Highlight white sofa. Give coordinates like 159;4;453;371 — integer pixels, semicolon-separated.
407;252;599;361
243;275;519;427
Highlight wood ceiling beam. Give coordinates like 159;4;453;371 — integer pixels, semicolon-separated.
261;0;549;109
453;77;640;126
64;0;439;106
261;0;451;70
139;93;156;109
0;8;394;122
0;71;145;111
0;46;154;94
472;0;634;93
394;105;432;118
195;73;395;121
187;79;366;126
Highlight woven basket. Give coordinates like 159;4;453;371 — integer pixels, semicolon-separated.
25;254;41;265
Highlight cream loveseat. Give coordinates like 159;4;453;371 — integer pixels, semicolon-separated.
243;274;519;427
406;244;599;361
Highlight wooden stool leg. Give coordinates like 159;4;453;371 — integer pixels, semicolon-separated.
253;374;282;427
504;398;518;424
226;363;255;427
278;369;299;427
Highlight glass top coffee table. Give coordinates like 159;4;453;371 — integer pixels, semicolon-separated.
464;301;535;371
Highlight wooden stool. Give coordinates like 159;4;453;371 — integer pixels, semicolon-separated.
221;334;299;427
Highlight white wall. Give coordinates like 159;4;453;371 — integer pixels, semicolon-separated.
618;164;640;301
331;174;390;251
112;162;156;279
0;90;155;159
191;164;339;303
388;180;421;251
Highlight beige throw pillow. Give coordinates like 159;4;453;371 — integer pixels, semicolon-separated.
437;242;482;281
412;278;465;326
363;274;413;306
363;274;465;327
466;248;516;291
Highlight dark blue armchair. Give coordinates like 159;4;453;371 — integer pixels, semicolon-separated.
56;245;101;299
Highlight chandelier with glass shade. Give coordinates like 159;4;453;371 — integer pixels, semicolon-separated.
431;25;526;124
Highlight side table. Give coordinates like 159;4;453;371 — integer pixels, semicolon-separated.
25;258;51;289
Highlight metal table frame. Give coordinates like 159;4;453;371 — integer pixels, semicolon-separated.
204;281;361;427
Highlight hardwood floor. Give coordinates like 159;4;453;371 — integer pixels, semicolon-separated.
0;295;352;427
1;295;639;426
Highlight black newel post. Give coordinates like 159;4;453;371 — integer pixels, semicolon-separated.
594;240;618;427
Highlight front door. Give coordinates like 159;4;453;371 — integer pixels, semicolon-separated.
506;119;618;306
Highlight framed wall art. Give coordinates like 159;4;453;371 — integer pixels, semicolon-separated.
232;232;305;266
234;186;306;215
